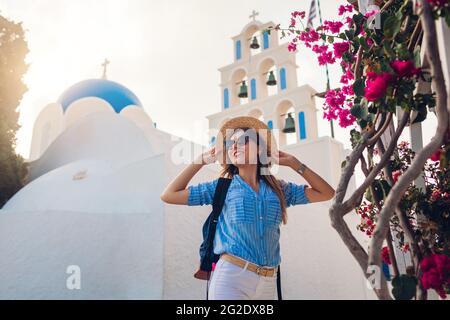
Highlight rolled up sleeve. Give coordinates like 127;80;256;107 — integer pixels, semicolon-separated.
187;179;219;206
280;179;310;207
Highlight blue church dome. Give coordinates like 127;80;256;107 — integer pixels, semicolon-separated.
58;79;143;113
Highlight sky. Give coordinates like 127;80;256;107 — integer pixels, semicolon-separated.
0;0;438;175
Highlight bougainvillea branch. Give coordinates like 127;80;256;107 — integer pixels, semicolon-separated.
280;0;450;299
368;0;449;298
341;111;410;214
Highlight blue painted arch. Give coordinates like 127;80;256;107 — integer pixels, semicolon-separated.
236;40;242;60
250;79;257;100
298;111;306;140
223;88;230;109
263;31;269;49
280;68;287;90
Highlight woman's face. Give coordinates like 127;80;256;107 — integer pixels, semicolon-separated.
226;128;259;166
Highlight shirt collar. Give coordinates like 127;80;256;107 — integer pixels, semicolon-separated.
234;174;266;196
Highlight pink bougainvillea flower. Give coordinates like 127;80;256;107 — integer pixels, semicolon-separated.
399;141;410;148
431;189;441;200
344;16;353;27
390;60;422;78
392;170;402;183
402;244;410;253
288;42;297;52
333;41;350;59
312;44;328;54
338;4;354;16
341;84;354;96
317;51;336;65
322;87;356;128
420;254;450;299
364;9;380;18
322;20;344;34
289;18;296;27
364;72;394;102
291;11;306;19
381;246;391;265
212;262;216;271
430;148;442;162
298;29;320;48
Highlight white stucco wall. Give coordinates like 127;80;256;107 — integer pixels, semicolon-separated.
0;153;166;299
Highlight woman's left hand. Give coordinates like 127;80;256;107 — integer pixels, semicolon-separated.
273;150;298;168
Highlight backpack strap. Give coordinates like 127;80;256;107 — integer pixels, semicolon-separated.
206;177;232;251
212;177;232;214
277;266;282;300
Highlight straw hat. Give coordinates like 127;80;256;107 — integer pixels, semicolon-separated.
216;116;277;167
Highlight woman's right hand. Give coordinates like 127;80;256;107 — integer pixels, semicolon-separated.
196;146;223;165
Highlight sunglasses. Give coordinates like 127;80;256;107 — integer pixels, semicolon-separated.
224;134;257;150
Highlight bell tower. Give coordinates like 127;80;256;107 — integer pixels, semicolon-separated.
207;11;319;147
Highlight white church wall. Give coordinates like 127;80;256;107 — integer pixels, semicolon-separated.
27;111;156;182
120;106;178;156
163;164;222;300
0;154;167;299
63;97;115;130
29;103;63;161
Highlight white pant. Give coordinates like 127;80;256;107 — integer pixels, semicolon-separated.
207;257;277;300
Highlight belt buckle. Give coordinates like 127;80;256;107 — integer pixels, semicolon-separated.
255;266;263;276
256;266;270;276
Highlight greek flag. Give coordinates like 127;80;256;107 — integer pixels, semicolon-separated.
307;0;317;29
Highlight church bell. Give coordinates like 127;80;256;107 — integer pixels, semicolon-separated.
266;70;277;86
282;113;296;133
238;80;248;98
250;36;260;49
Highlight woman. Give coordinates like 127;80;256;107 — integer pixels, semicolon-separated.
160;116;335;300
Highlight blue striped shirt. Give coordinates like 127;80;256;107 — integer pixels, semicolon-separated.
187;174;310;267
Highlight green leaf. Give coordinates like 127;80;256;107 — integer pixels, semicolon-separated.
395;9;404;21
327;36;334;44
365;189;373;203
411;104;427;124
353;13;365;27
345;29;355;41
383;15;402;40
353;78;366;97
350;104;364;119
358;118;368;130
359;36;370;51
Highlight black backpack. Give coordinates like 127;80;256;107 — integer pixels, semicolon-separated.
193;177;282;300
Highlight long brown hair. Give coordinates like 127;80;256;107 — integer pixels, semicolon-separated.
218;127;288;225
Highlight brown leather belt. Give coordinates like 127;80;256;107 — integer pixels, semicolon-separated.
220;253;278;277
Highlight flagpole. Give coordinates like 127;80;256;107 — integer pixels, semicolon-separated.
316;0;335;139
